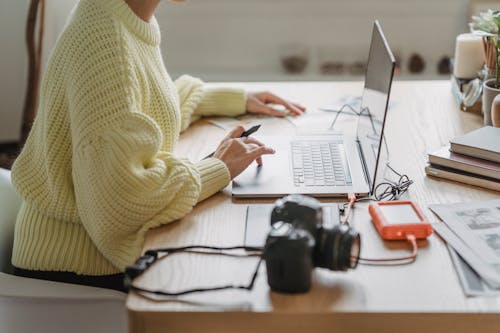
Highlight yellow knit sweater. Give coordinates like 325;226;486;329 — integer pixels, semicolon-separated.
11;0;246;275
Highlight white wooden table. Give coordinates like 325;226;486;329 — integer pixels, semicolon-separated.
127;81;500;333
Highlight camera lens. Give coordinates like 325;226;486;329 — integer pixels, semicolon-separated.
350;233;361;268
314;224;360;271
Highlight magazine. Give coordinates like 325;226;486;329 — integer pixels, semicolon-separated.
447;245;500;296
430;199;500;290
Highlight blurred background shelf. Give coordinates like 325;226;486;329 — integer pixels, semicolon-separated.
0;0;490;142
159;0;469;82
179;69;451;83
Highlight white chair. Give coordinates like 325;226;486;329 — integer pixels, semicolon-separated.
0;168;126;333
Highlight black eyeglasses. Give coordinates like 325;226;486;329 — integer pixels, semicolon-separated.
374;163;413;201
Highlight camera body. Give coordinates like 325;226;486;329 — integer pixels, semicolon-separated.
264;195;360;293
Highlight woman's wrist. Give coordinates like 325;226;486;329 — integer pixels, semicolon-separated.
195;87;247;117
194;157;231;202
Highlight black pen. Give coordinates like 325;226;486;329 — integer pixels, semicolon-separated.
204;124;261;159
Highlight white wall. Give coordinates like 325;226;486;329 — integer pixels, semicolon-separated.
156;0;470;81
0;0;77;143
42;0;79;69
0;0;29;142
0;0;478;143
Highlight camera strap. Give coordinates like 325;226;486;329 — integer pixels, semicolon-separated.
124;246;263;297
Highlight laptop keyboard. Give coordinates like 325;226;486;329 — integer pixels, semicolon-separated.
291;141;352;187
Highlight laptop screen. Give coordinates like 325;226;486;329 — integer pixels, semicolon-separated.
356;20;396;194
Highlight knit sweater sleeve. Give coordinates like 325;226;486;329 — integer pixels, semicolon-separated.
68;40;230;271
175;75;247;132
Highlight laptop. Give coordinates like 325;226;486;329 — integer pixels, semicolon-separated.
232;20;396;199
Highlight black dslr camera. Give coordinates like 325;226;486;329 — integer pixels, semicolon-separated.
264;195;360;293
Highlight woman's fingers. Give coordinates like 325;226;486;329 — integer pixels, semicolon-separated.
249;145;275;160
246;91;306;118
245;141;272;166
242;142;274;164
292;102;307;112
260;92;304;116
251;102;287;118
224;125;245;140
244;143;264;166
241;137;265;147
213;137;275;179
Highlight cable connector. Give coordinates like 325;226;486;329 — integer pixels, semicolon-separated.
405;233;418;259
125;251;158;281
342;193;357;225
347;193;356;206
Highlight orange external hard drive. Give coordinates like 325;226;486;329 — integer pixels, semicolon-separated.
368;201;433;240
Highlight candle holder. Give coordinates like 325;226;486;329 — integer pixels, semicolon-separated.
451;74;483;114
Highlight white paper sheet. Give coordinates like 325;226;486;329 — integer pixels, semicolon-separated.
430;199;500;290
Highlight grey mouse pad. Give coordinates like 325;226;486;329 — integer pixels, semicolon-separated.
244;203;341;248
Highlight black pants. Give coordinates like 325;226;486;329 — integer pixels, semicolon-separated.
13;266;126;293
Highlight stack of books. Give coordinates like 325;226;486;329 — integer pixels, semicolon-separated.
425;126;500;191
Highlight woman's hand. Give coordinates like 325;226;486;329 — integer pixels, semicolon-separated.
213;125;275;179
246;91;306;118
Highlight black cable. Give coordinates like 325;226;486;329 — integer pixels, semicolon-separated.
345;166;413;206
124;246;263;297
148;245;262;255
325;103;382;136
127;161;414;299
341;196;371;213
341;163;413;212
374;163;413;201
326;103;370;130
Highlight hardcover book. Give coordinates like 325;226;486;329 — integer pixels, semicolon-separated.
425;163;500;192
428;145;500;180
450;126;500;163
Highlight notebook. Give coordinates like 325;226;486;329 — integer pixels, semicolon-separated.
425;163;500;192
428;145;500;180
450;126;500;163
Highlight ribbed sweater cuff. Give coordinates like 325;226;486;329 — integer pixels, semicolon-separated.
195;157;231;202
195;88;247;117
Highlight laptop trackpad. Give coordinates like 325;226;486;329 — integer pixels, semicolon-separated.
232;137;294;196
244;203;341;248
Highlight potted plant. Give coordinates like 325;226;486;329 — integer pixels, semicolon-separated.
470;10;500;125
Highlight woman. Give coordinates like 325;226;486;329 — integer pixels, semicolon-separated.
11;0;305;292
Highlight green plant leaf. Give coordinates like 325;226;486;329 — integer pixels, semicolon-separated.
493;11;500;30
469;10;499;34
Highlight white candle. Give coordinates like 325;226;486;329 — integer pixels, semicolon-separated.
453;33;485;79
